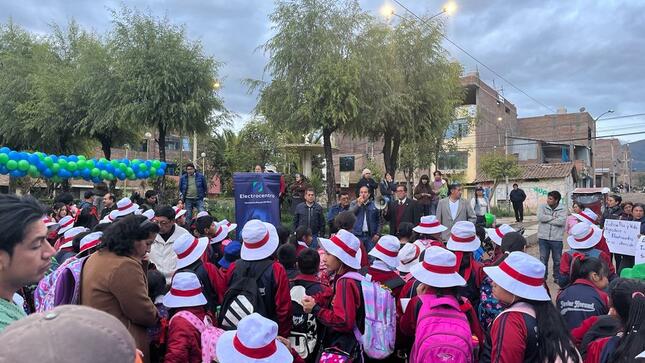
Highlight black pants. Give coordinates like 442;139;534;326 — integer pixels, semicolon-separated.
512;202;524;222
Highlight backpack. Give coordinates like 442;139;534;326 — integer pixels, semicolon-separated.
218;259;274;330
169;311;224;363
288;281;318;359
338;271;396;360
565;248;602;260
34;256;88;312
411;294;474;363
477;276;504;331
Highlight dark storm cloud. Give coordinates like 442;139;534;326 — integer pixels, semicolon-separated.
2;0;644;139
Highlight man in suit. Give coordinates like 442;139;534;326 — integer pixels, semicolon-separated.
384;184;421;236
436;183;477;241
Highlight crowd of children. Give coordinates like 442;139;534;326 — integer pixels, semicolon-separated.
1;192;644;363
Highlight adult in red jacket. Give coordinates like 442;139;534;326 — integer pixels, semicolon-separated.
302;229;365;361
483;252;581;363
366;235;404;297
163;272;211;363
558;222;616;288
223;220;292;337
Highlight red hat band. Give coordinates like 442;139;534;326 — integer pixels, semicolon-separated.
419;221;441;228
244;231;270;249
375;243;398;257
574;228;595;242
329;235;357;257
170;287;202;297
233;335;277;359
450;234;476;243
498;261;544;287
422;261;457;274
177;238;199;259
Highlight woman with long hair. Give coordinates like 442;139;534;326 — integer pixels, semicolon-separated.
413;175;433;216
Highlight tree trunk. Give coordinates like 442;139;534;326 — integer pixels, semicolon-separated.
99;137;117;192
322;127;336;207
489;179;498;207
382;134;392;175
382;130;401;176
156;124;167;202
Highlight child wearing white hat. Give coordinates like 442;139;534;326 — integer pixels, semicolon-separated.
55;227;89;265
216;313;294;363
164;272;222;363
557;222;616;288
302;229;365;360
412;215;447;248
366;235;404;297
445;221;485;308
220;220;292;338
483;252;581;362
400;246;484;355
193;215;226;267
483;224;516;263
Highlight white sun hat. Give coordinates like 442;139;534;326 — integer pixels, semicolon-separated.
163;272;207;308
59;226;88;250
173;206;187;220
112;197;139;218
483;251;550;301
410;246;466;288
195;211;210;219
141;209;155;221
318;229;362;270
57;216;75;235
368;235;400;269
572;208;599;225
78;232;103;254
446;221;481;252
221;219;237;232
240;220;279;261
173;234;209;269
216;313;293;363
567;222;603;250
211;221;230;244
397;243;422;273
42;216;60;230
413;215;447;235
485;224;516;246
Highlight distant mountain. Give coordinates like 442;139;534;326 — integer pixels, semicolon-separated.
629;139;645;171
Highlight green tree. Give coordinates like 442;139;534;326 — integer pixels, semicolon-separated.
253;0;367;204
355;17;463;176
109;7;225;164
479;152;522;204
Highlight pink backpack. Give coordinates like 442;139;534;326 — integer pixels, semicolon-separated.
169;311;225;363
338;271;396;360
411;294;474;363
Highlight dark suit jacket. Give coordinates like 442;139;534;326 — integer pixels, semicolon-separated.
384;198;421;235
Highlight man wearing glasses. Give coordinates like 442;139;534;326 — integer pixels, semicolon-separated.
149;205;190;283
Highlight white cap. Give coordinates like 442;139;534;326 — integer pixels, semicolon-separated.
410;246;466;288
483;251;550;301
485;224;516;246
173;206;187;220
173;234;208;269
397;243;422;273
318;229;362;270
567;222;603;249
240;220;279;261
163;272;207;308
112;197;139;218
413;215;447;235
368;235;400;269
446;221;481;252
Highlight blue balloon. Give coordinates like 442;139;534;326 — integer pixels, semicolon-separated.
156;168;164;176
72;170;80;178
28;154;39;164
10;170;22;177
37;162;47;172
160;161;167;169
8;151;19;160
68;155;78;162
43;169;54;178
59;170;71;179
59;156;68;162
91;176;101;184
145;160;152;168
117;173;126;181
0;165;8;174
132;163;140;172
81;169;91;178
0;147;9;154
51;155;58;163
106;164;115;173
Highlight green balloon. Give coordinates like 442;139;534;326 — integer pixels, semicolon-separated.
99;158;108;164
67;161;77;171
77;160;86;170
119;163;127;172
6;160;18;170
110;159;119;167
28;165;39;178
17;160;30;171
86;160;95;169
0;153;8;164
90;168;100;177
127;174;137;180
100;170;109;179
126;168;134;177
44;157;53;167
152;160;161;168
149;167;157;175
36;152;45;160
58;159;67;168
77;155;86;161
51;163;60;173
139;164;148;171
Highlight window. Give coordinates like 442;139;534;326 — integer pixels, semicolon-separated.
165;138;181;151
438;151;468;170
444;118;470;139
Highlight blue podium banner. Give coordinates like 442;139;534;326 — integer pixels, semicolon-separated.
233;172;281;237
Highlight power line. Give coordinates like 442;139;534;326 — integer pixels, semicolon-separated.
390;0;557;114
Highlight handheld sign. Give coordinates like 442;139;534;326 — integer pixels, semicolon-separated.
603;219;640;256
636;236;645;265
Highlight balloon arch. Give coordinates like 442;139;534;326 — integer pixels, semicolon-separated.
0;146;167;183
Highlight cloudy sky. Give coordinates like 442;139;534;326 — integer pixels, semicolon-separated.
2;0;644;143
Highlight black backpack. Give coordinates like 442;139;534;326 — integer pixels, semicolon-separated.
288;279;319;360
218;259;274;330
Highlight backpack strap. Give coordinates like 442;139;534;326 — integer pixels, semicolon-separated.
382;276;405;291
170;311;206;333
496;302;536;319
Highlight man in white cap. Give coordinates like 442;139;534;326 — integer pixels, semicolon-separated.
221;220;292;338
216;313;294;363
149;206;190;283
0;194;55;331
366;235;403;297
355;168;378;200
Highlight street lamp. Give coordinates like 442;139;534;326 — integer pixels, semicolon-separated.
380;1;456;21
200;152;206;172
591;109;614;187
144;132;152;160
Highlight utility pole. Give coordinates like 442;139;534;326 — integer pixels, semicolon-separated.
193;132;198;164
591;110;614;187
505;129;510;213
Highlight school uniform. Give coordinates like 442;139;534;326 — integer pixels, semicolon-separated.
366;266;404;298
556;279;609;331
295;241;309;256
164;306;208;363
558;247;615;287
487;304;539;362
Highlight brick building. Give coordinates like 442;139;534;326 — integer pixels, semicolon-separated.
594;138;631;189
